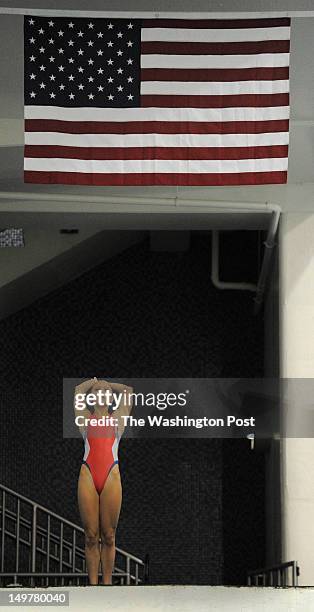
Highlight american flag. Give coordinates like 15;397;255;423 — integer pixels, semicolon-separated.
24;16;290;186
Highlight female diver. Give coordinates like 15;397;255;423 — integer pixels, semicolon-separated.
74;378;133;585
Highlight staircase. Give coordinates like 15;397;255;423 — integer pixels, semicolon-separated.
247;561;299;587
0;484;148;587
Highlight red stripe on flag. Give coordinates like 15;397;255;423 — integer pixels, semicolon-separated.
24;145;289;160
142;18;290;29
25;119;289;135
141;40;290;55
24;170;288;186
141;66;289;82
141;93;289;108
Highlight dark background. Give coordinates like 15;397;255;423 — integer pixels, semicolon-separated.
0;231;265;584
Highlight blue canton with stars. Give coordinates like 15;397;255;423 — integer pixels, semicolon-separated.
24;16;141;107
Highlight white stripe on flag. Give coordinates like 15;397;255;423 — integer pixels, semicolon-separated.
141;53;290;69
24;157;289;174
141;80;290;95
25;131;290;148
141;26;290;43
24;106;290;122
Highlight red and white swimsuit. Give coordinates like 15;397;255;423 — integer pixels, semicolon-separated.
82;417;120;495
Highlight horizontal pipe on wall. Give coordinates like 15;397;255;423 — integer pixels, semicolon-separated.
0;191;274;210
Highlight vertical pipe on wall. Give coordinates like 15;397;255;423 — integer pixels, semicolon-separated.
254;207;281;313
211;230;257;292
209;204;281;312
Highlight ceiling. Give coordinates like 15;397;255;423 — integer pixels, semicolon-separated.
0;0;314;14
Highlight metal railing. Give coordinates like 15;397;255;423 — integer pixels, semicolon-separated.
0;484;148;587
248;561;299;587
